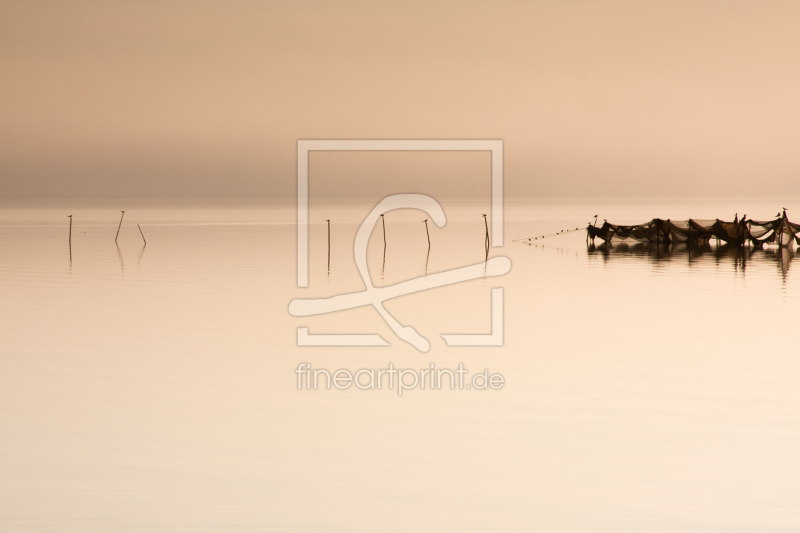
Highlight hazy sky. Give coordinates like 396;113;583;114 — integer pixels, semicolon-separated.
2;0;800;198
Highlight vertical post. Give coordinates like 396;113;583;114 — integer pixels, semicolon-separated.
115;211;125;242
782;208;788;248
423;219;431;275
326;219;330;273
656;220;659;249
687;219;692;251
483;214;489;260
687;221;691;264
381;214;386;280
137;224;146;245
68;215;72;261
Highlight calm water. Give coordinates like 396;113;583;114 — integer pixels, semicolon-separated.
1;198;799;532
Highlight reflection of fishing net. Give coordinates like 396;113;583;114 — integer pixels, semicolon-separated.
587;239;797;280
586;213;799;247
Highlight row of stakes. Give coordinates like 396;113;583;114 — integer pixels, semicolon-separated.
68;212;497;264
67;209;587;262
68;211;147;253
324;214;492;270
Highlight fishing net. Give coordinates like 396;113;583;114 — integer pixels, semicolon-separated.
587;212;799;247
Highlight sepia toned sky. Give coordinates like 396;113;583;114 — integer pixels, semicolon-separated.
2;0;800;198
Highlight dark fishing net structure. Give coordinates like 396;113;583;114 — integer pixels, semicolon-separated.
586;211;800;248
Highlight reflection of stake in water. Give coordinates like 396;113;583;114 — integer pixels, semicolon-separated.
290;194;511;352
137;242;146;267
116;243;124;275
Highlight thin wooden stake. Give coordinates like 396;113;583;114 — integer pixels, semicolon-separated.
483;214;489;259
326;219;330;273
423;219;430;252
381;215;386;280
68;215;72;261
137;224;146;245
115;211;125;242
